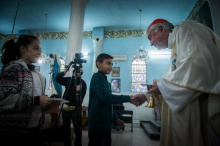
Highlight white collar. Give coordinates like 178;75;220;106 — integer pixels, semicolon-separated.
168;27;177;49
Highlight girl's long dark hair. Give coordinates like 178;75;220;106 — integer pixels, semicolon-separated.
1;34;39;68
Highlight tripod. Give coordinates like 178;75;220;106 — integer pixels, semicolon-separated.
58;53;86;146
73;64;83;146
58;62;83;146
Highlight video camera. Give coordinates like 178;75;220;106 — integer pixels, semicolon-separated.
65;53;87;70
74;53;87;64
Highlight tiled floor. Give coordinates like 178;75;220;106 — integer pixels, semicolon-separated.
51;123;160;146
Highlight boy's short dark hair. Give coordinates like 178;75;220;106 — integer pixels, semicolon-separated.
96;53;113;68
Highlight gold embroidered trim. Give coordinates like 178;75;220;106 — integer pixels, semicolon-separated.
162;78;220;95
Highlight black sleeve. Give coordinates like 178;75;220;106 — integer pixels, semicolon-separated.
81;79;87;99
55;72;70;86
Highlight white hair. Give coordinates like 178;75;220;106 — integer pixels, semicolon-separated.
147;22;174;33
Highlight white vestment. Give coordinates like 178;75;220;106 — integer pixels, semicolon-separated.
158;20;220;146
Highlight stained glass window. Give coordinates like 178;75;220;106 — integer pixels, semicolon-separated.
131;60;147;92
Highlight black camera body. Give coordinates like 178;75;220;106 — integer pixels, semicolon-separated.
65;53;87;70
74;53;87;64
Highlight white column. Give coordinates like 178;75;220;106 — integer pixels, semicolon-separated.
92;36;103;74
66;0;88;64
207;0;220;36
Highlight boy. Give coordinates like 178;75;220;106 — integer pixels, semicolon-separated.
88;53;139;146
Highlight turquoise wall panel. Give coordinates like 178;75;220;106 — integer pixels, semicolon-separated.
23;37;169;92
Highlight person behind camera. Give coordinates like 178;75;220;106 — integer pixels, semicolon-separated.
55;66;87;146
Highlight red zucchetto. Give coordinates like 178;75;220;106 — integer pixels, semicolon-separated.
148;18;169;29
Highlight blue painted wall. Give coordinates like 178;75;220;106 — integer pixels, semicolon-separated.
103;38;170;91
34;39;68;90
0;37;170;91
35;38;94;90
36;37;170;92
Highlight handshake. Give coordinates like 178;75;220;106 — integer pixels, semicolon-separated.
130;94;148;106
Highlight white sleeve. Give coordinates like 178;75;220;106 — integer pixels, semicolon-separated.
63;67;74;77
157;79;202;112
144;92;151;102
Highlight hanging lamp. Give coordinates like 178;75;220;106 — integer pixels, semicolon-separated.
38;13;50;64
132;9;149;63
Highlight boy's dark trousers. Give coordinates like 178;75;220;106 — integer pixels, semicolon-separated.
62;109;82;146
88;130;111;146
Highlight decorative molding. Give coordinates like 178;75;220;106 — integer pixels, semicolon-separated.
83;31;93;38
33;31;92;39
0;30;146;42
33;32;68;39
0;34;17;42
104;30;145;38
186;0;206;20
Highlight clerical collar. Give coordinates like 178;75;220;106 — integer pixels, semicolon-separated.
98;71;107;80
27;64;35;71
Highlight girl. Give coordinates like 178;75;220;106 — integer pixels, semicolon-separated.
0;34;53;146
